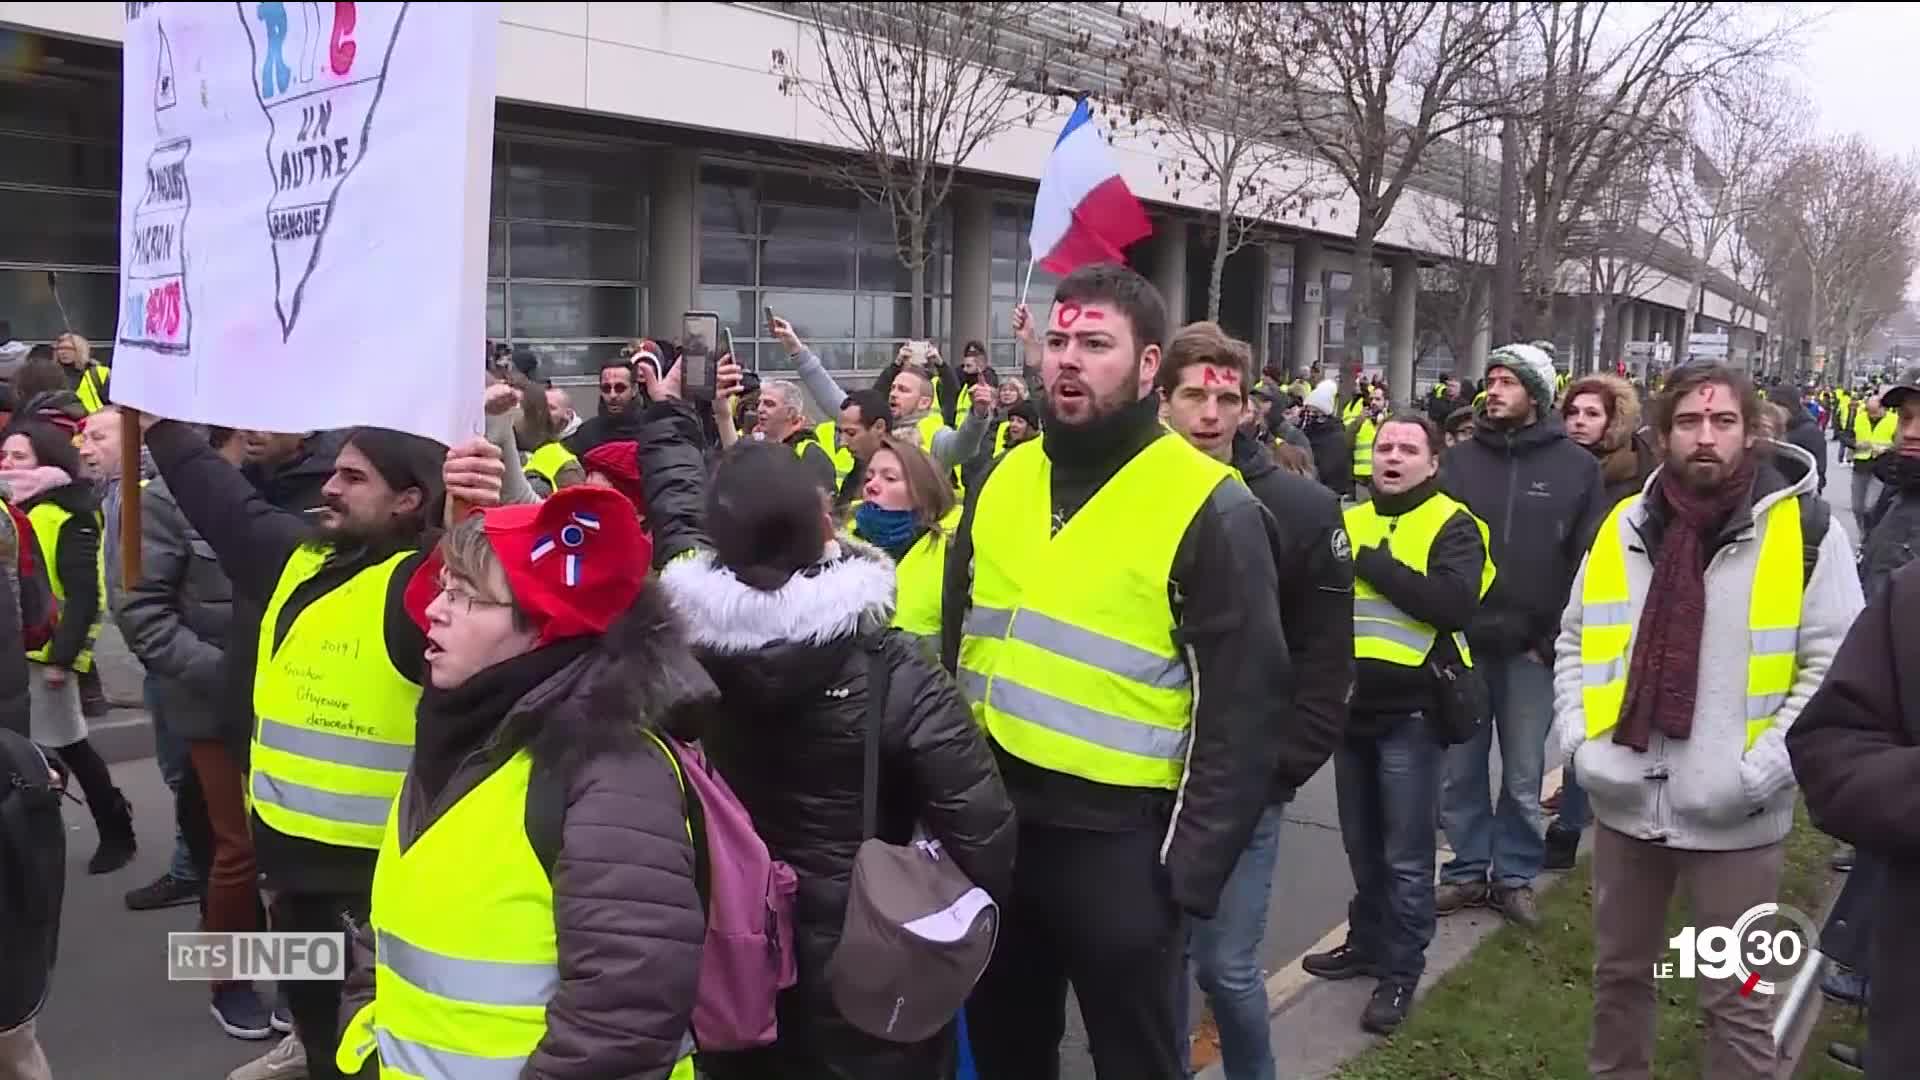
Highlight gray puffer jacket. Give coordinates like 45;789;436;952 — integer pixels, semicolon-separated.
111;476;234;743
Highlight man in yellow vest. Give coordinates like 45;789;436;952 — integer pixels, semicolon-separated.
1551;365;1861;1079
754;379;837;495
142;416;506;1080
1158;321;1354;1071
944;265;1291;1077
1842;391;1898;529
1304;411;1491;1035
1349;391;1384;503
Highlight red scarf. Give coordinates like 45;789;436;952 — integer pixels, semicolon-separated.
1613;456;1757;752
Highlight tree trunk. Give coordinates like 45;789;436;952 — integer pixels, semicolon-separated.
908;213;928;339
1342;218;1379;406
1681;269;1705;360
1207;207;1230;323
1493;112;1520;346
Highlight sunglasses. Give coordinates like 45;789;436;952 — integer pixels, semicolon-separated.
600;382;633;394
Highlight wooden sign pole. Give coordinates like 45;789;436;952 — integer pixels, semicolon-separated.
119;407;143;582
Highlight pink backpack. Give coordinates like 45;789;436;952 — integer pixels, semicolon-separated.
646;732;799;1050
529;732;798;1051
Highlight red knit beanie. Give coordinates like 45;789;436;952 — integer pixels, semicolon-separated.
480;486;651;646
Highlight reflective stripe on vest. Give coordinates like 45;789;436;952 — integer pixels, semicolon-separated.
523;442;577;490
1350;418;1378;479
814;420;855;486
1344;494;1494;667
1852;410;1897;460
26;501;100;672
251;546;420;849
1580;494;1803;749
336;751;696;1080
891;507;959;644
956;435;1228;789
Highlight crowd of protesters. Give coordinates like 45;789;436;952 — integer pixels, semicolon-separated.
1;281;1916;1080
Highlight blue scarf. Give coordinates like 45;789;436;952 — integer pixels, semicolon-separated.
854;504;922;561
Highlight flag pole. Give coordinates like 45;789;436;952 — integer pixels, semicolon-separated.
1019;258;1036;306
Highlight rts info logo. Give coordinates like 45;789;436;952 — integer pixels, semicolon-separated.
1653;902;1819;996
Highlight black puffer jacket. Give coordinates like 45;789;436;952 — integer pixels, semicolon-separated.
1232;433;1351;799
1303;413;1352;495
1863;452;1920;602
640;400;1015;1075
1770;387;1829;494
1442;414;1606;659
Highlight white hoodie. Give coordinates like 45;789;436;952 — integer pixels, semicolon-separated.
1549;442;1863;851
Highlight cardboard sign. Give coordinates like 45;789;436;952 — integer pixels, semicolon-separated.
113;1;497;447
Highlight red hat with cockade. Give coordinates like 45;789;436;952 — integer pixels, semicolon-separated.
479;485;650;646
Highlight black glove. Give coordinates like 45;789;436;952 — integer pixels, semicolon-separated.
1465;609;1534;658
1353;544;1397;589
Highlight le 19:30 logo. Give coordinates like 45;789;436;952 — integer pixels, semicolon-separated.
1654;902;1820;996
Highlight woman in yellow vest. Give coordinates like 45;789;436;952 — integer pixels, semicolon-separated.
0;419;136;872
506;373;584;498
336;486;707;1080
851;435;960;657
1303;411;1492;1034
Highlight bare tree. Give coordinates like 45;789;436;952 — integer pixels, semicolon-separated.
1570;143;1672;375
1269;1;1514;401
1501;2;1809;341
1652;70;1807;345
1770;136;1920;383
1097;3;1324;321
772;1;1045;338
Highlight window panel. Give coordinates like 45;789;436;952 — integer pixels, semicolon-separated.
521;342;618;382
509;284;639;340
761;201;858;240
488;221;506;278
0;188;118;265
507;142;644;187
507;223;641;281
0;268;117;342
694;288;757;338
699;237;756;286
700;167;757;234
487;284;506;339
0;133;118;191
759;290;855;341
761;240;855;290
507;181;640;227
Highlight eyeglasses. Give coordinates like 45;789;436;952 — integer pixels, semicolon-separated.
436;576;511;615
600;382;633;394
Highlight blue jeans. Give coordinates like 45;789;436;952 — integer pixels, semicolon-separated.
148;678;200;883
1440;652;1552;889
1333;715;1443;983
1177;805;1284;1080
1554;765;1591;833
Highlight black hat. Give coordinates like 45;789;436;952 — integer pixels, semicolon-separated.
1883;367;1920;410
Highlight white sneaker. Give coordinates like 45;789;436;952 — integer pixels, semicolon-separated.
227;1033;308;1080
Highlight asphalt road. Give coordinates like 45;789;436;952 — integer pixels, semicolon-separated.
38;437;1866;1080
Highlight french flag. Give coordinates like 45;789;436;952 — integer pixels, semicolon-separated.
1029;98;1153;275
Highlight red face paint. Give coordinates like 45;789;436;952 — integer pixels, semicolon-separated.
1080;308;1105;322
1055;301;1083;329
1199;364;1239;386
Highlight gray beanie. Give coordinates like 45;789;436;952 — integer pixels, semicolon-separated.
1486;343;1558;416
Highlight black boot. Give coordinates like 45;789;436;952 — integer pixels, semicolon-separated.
1544;825;1582;871
87;789;137;874
78;666;110;719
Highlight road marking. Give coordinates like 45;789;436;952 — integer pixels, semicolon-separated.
1260;766;1567;1014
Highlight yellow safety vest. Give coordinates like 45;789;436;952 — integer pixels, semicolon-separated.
957;436;1229;789
337;748;695;1080
1580;494;1802;751
1350;417;1378;480
910;412;966;499
1851;410;1897;461
1345;494;1494;667
813;420;856;488
891;508;960;648
523;442;577;492
25;502;100;673
1342;397;1368;424
251;546;420;849
1473;390;1488;407
76;365;111;414
993;422;1009;458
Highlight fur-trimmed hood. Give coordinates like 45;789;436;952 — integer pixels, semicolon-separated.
1564;373;1640;455
659;538;897;710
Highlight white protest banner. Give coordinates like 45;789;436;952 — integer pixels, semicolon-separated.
113;1;497;448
